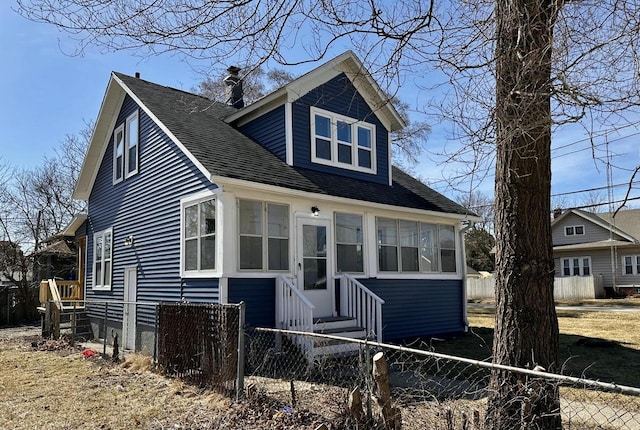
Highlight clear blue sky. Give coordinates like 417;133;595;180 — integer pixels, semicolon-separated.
2;3;639;210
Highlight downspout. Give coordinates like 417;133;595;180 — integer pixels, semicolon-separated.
460;220;472;332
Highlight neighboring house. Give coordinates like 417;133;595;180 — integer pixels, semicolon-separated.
65;51;479;351
552;208;640;295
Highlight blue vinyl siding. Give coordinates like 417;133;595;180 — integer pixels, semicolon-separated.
85;95;218;325
292;73;389;184
228;278;275;328
239;105;286;161
360;278;465;341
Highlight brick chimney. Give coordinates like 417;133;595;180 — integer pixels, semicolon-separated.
223;66;244;109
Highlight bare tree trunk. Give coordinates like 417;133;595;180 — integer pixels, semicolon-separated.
487;0;561;428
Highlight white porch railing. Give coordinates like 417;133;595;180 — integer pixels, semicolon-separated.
275;275;315;332
338;274;385;343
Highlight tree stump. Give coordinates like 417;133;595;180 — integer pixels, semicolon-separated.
372;352;401;430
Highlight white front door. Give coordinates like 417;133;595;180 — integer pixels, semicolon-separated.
296;217;334;317
122;267;137;350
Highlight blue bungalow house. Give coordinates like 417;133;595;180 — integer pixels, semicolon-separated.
66;51;479;352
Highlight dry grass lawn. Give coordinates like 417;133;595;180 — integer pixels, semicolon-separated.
449;303;640;387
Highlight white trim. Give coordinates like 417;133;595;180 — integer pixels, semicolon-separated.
310;106;377;174
388;131;393;186
124;110;139;178
180;189;222;278
285;102;293;166
92;228;113;291
219;277;229;304
212;175;482;222
112;123;125;184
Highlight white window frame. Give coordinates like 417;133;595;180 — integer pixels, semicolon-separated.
564;225;585;236
237;199;290;272
561;256;591;276
125;110;139;178
112;124;125;184
180;192;219;278
376;217;457;274
93;229;113;291
622;255;640;275
335;212;365;274
310;107;376;174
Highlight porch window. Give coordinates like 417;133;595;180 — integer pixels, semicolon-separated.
93;229;113;290
561;256;591;276
377;218;458;273
622;255;640;275
335;213;364;273
311;107;376;174
239;200;289;271
183;196;216;273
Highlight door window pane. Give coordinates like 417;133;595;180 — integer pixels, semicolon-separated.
303;258;327;290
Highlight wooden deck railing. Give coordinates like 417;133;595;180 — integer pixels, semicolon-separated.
38;279;83;310
338;274;385;343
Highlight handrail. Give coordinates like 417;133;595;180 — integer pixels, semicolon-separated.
275;275;315;333
338;274;385;343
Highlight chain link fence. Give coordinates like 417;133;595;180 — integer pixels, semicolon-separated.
157;302;244;396
244;327;640;429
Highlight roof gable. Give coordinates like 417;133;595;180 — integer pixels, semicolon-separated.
552;209;638;242
74;63;475;219
224;51;406;132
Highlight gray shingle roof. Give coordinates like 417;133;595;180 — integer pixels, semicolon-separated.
115;72;473;217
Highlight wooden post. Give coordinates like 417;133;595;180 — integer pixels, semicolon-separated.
348;387;365;422
372;351;401;430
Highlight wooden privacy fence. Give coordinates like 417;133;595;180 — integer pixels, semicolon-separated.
157;302;245;398
467;274;605;299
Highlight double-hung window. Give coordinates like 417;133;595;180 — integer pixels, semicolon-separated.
113;110;139;183
564;225;585;236
311;107;376;173
377;218;457;273
238;200;289;271
561;257;591;276
125;111;139;177
622;255;640;275
93;229;113;290
335;213;364;273
183;196;216;274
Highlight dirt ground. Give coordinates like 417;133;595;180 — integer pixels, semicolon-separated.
0;325;343;430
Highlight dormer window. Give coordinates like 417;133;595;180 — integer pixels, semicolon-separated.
311;107;376;173
564;225;584;236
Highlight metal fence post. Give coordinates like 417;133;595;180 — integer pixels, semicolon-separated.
103;302;109;356
236;301;246;401
153;303;159;364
